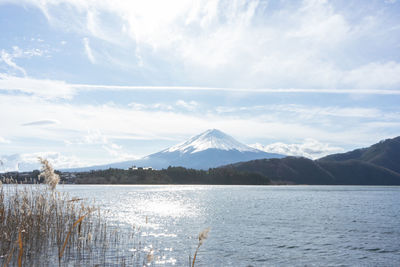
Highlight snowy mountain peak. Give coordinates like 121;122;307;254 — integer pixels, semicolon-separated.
163;129;259;154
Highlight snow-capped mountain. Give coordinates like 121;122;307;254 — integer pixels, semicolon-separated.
163;129;260;154
68;129;285;171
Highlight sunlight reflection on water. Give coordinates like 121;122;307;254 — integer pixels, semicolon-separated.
110;187;201;228
57;185;400;266
138;198;195;217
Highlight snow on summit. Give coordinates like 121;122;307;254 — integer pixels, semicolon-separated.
164;129;258;154
59;129;285;171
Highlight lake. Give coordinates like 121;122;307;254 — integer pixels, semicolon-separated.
57;185;400;266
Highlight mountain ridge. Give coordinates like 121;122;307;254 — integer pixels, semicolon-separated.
226;135;400;185
319;136;400;173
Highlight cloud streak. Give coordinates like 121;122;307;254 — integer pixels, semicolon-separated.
74;84;400;95
0;46;46;76
0;74;75;99
0;49;27;76
2;74;400;101
83;37;96;64
22;119;59;126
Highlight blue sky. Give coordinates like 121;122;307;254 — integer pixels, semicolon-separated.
0;0;400;170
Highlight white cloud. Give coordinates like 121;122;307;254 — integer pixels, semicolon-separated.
342;61;400;89
0;152;86;172
12;46;44;58
0;49;27;76
128;102;146;110
0;46;46;76
0;136;10;144
0;73;75;99
214;104;395;121
22;152;85;169
128;100;199;112
287;0;350;45
250;139;344;159
64;129;139;162
10;0;400;90
22;119;60;126
175;100;198;111
58;81;400;95
128;102;174;111
102;143;138;162
82;130;108;145
83;37;96;64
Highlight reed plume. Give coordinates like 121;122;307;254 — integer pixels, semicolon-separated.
146;249;154;265
38;157;60;190
192;227;210;267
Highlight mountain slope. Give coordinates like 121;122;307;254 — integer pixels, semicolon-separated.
318;160;400;185
67;129;285;171
319;136;400;173
229;157;336;184
227;136;400;185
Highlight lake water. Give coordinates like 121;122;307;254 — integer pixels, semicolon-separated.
58;185;400;266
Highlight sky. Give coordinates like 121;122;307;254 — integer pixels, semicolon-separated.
0;0;400;170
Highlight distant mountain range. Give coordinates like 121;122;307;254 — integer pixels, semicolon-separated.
227;136;400;185
67;129;284;171
3;129;400;185
0;154;39;173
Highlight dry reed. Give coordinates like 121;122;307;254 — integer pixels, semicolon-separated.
38;157;60;191
17;229;23;267
192;227;210;267
59;212;90;261
0;159;147;266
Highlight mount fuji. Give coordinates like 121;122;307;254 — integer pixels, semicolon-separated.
69;129;285;171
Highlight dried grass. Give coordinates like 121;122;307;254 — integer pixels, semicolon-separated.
38;157;60;191
0;159;146;266
17;229;23;267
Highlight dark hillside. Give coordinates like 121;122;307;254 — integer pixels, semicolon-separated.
227;136;400;185
318;160;400;185
229;157;335;185
320;136;400;173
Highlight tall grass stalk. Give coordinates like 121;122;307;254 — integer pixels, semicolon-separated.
58;212;90;263
17;229;23;267
192;227;210;267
